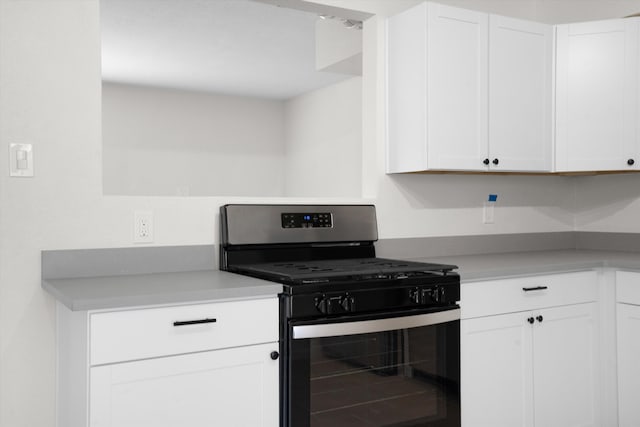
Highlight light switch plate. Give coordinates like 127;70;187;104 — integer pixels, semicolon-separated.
9;143;34;177
483;202;495;224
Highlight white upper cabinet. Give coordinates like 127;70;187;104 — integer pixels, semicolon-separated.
489;15;553;172
426;4;489;171
387;2;487;173
555;19;639;172
386;2;553;173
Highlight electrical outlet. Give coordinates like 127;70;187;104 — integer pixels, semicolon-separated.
134;211;154;243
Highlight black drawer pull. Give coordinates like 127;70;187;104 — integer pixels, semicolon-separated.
522;286;548;292
173;318;217;327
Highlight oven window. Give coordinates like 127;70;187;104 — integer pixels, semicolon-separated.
288;320;460;427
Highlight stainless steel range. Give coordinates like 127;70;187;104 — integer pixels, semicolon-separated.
220;204;461;427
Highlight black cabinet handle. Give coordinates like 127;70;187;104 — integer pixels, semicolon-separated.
522;286;548;292
173;318;217;327
492;158;499;165
483;158;490;165
527;317;535;324
628;159;635;166
270;351;279;360
536;315;544;322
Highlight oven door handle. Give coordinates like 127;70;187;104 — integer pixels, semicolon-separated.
292;308;460;339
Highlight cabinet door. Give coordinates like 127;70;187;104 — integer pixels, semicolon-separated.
532;303;599;427
637;18;640;162
90;343;279;427
489;15;552;172
617;303;640;427
386;2;429;173
556;20;639;172
426;3;489;171
461;312;534;427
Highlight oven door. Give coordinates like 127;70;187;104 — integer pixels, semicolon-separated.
285;307;460;427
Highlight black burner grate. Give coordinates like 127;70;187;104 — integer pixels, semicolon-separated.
233;258;456;283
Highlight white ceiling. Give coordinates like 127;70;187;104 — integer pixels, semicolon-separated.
100;0;355;99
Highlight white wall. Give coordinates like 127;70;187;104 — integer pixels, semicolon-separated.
534;0;640;24
1;0;640;426
315;18;363;75
284;76;362;197
0;2;102;425
574;175;640;232
102;82;287;197
375;174;575;238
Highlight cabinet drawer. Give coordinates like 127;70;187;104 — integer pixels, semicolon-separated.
461;271;597;319
90;297;278;366
616;271;640;305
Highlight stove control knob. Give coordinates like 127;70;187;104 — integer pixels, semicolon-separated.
409;288;421;304
420;288;438;304
315;296;328;314
420;289;429;303
341;295;355;312
316;295;353;314
420;288;434;305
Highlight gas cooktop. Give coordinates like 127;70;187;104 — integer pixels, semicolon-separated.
231;257;457;284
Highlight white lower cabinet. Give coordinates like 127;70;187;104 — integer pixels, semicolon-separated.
57;297;280;427
616;271;640;427
461;271;600;427
90;343;278;427
617;303;640;427
461;311;533;427
532;303;599;427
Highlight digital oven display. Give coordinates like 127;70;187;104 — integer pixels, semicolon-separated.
281;212;332;229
